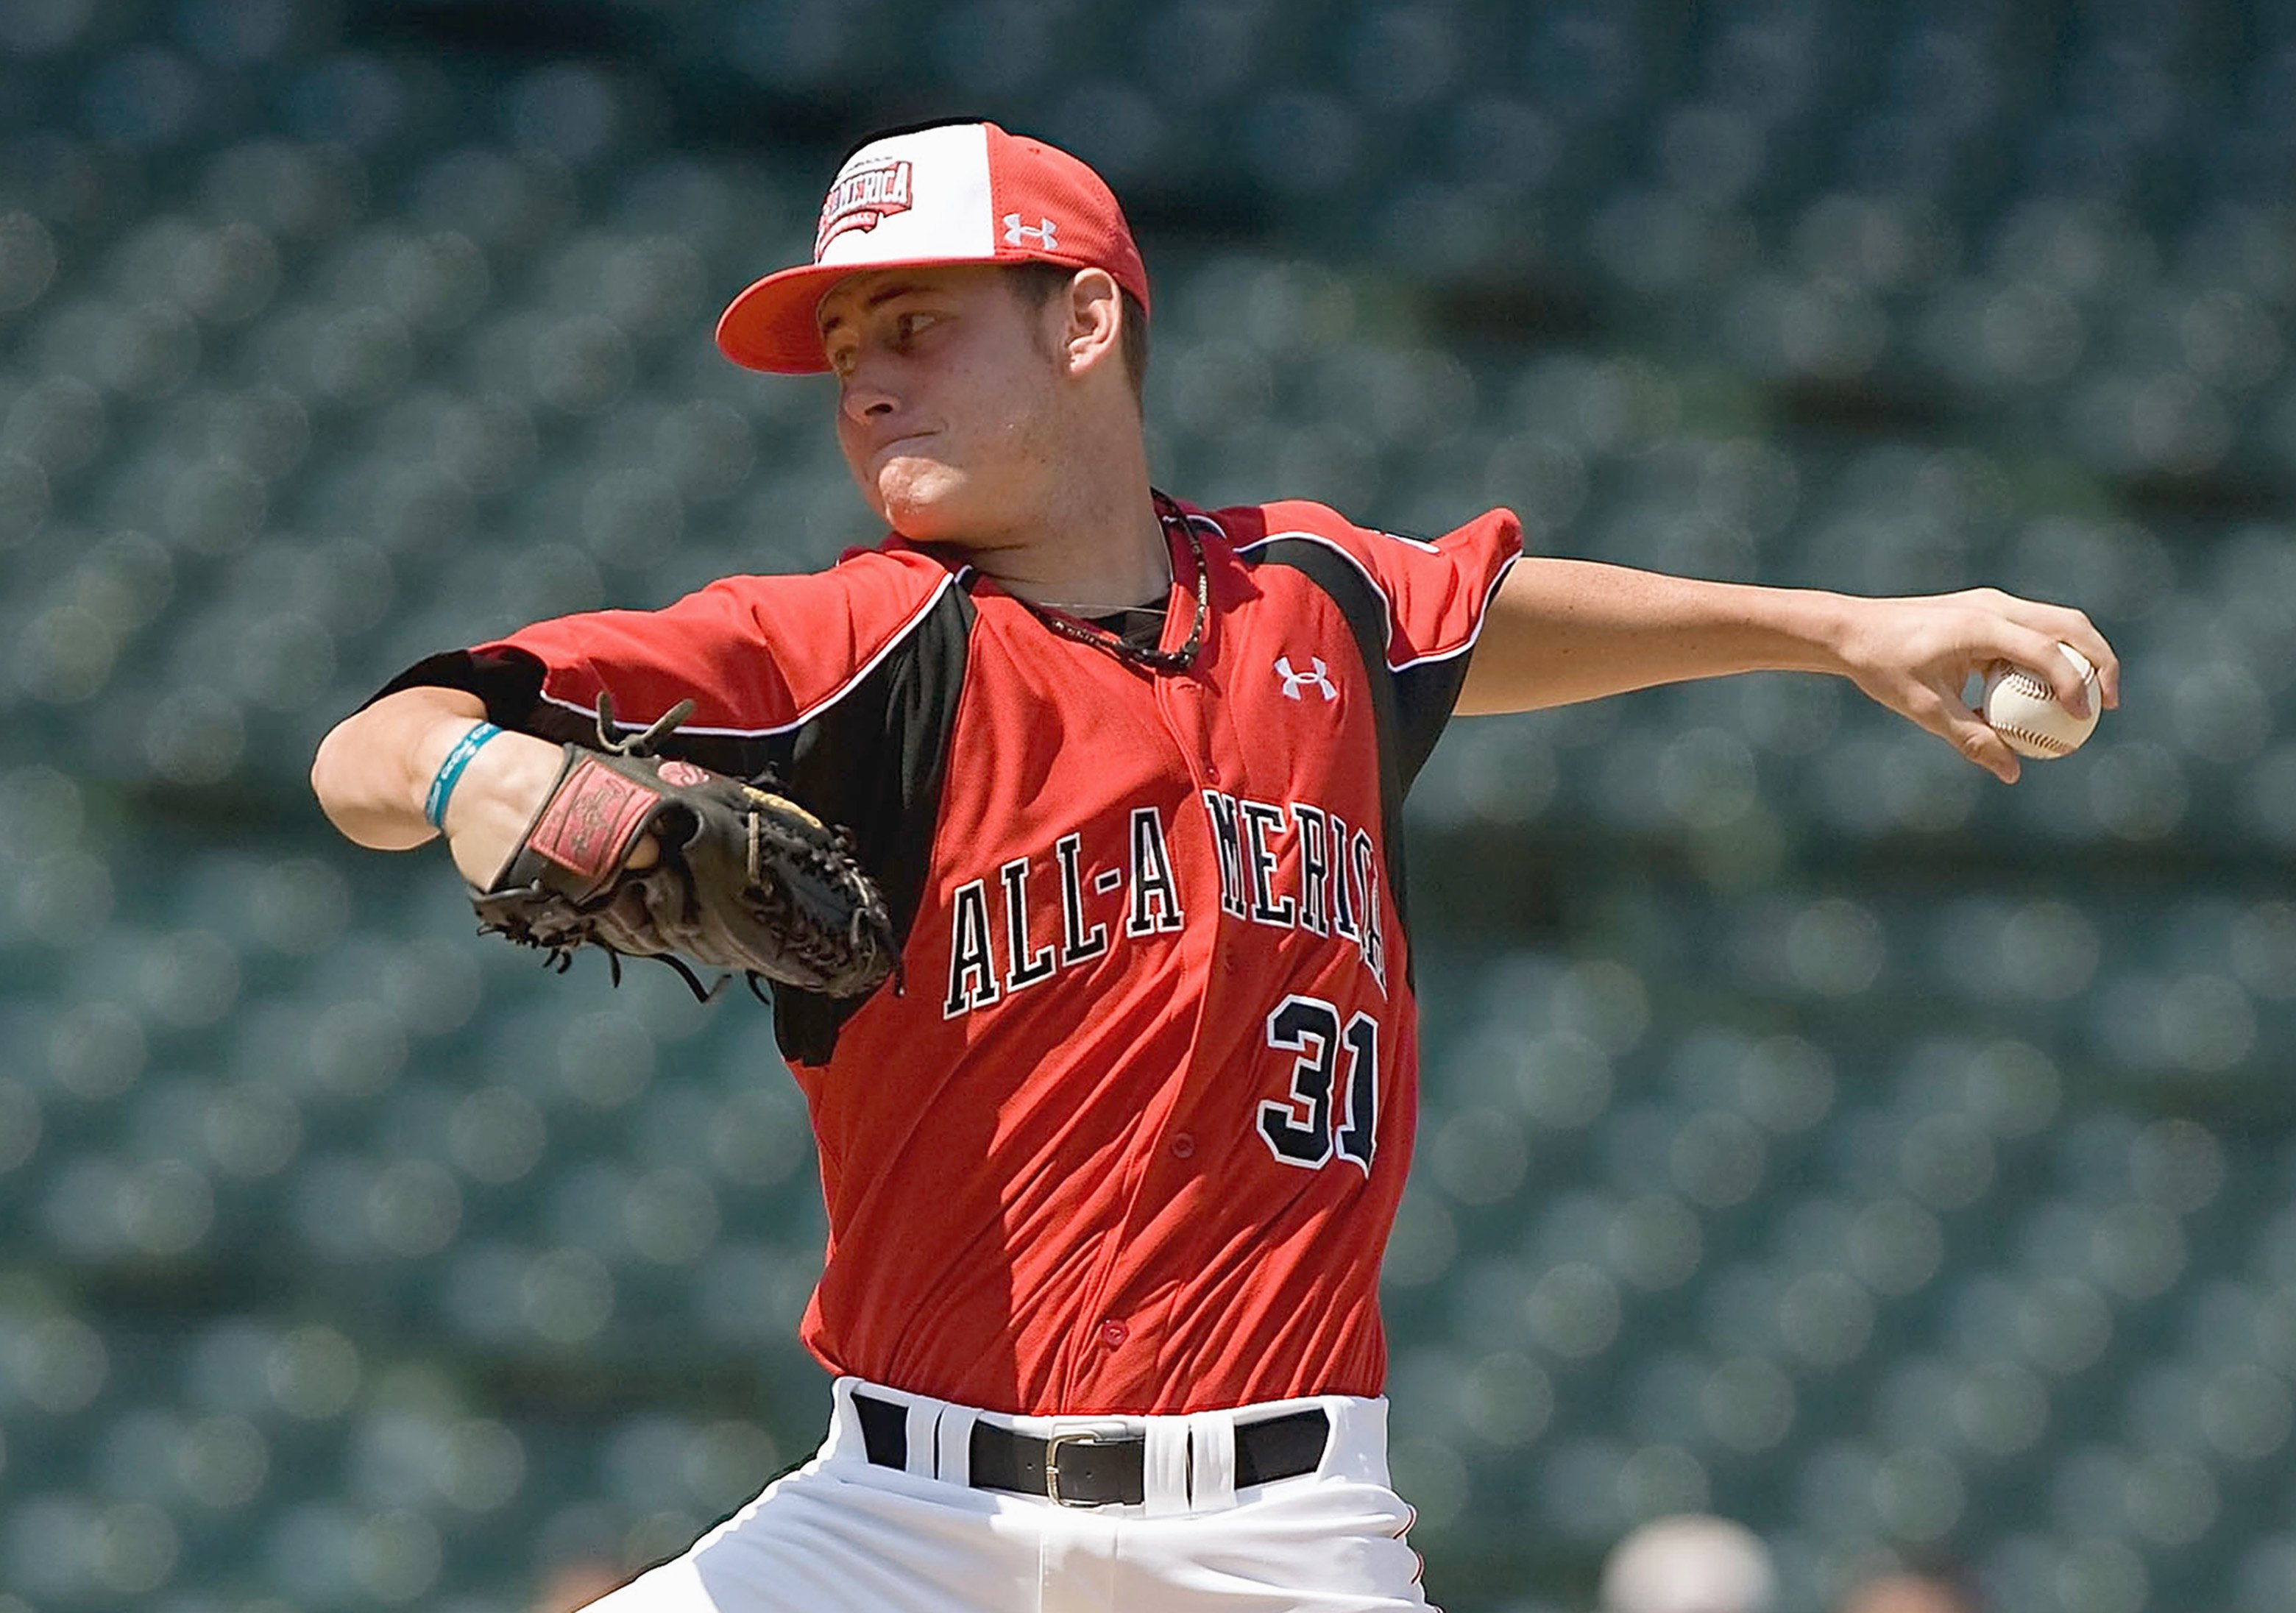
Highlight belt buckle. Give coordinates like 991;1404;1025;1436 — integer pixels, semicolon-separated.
1043;1429;1120;1507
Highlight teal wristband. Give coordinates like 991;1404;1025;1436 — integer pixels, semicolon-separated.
423;721;502;830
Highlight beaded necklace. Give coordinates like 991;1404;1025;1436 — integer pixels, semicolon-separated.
1015;491;1208;674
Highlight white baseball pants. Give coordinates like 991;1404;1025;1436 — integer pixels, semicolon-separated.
582;1377;1436;1612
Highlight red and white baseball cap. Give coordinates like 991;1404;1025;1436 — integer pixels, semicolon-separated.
715;121;1152;375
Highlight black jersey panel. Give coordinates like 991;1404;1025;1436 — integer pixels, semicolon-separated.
372;648;558;734
368;647;788;777
1389;656;1475;795
770;580;976;1065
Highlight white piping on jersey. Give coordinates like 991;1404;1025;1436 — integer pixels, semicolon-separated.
539;564;974;738
1231;525;1518;670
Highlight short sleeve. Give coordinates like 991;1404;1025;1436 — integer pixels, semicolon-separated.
367;546;963;753
1237;500;1523;789
1349;508;1523;672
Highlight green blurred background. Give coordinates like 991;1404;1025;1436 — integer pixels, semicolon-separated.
1;1;2292;1609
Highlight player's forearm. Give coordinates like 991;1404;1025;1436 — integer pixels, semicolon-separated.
310;688;564;882
1455;559;1852;715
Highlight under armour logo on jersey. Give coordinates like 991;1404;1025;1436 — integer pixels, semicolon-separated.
1003;214;1057;249
1274;656;1338;702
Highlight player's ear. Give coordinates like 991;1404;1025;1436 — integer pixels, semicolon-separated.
1058;268;1124;382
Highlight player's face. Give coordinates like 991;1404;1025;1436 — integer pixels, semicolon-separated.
816;265;1068;542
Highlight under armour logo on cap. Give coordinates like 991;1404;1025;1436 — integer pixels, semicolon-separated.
716;121;1152;375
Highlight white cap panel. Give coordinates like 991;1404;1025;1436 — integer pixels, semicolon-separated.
814;123;996;269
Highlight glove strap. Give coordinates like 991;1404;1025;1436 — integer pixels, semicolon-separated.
424;721;503;829
523;753;663;895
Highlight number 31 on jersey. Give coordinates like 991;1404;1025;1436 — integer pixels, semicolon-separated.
1257;993;1378;1173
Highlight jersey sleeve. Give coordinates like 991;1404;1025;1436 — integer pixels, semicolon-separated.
1241;500;1523;788
369;546;962;752
1254;499;1523;667
371;541;979;1068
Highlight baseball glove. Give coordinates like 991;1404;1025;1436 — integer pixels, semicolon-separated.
470;697;897;1001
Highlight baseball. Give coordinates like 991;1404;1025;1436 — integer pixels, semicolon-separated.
1982;642;2100;758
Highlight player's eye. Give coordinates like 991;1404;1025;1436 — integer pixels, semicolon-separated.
893;311;935;345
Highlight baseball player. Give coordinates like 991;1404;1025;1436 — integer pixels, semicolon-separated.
310;122;2118;1611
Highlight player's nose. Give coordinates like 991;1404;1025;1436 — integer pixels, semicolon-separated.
835;345;903;424
837;369;899;424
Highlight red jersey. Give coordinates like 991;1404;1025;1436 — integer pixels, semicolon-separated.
385;498;1520;1415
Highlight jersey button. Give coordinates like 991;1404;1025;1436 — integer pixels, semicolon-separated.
1099;1319;1129;1349
1169;1133;1196;1160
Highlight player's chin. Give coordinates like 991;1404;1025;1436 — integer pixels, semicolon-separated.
874;460;974;539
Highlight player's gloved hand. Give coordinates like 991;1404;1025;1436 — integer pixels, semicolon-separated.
1826;587;2119;784
469;697;899;1000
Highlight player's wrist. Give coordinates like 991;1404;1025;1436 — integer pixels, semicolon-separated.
430;725;566;887
407;715;484;832
1751;585;1862;680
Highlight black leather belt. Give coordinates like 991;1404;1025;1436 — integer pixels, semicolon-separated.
853;1392;1329;1507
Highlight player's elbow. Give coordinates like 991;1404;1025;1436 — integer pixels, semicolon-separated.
310;716;374;840
310;708;429;851
309;715;352;812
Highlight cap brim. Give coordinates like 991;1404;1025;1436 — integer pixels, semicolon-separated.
715;254;1005;374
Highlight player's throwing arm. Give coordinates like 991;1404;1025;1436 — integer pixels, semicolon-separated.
1455;562;2119;784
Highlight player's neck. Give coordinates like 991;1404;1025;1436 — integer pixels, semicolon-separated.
968;449;1170;615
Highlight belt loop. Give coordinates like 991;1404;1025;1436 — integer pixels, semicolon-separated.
1142;1416;1191;1517
904;1401;940;1479
1187;1409;1237;1511
935;1403;976;1486
824;1378;860;1463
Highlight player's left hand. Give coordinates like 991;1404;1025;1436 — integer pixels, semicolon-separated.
470;698;898;1000
1827;587;2119;784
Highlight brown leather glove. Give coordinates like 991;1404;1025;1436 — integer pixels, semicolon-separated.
470;698;896;1001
